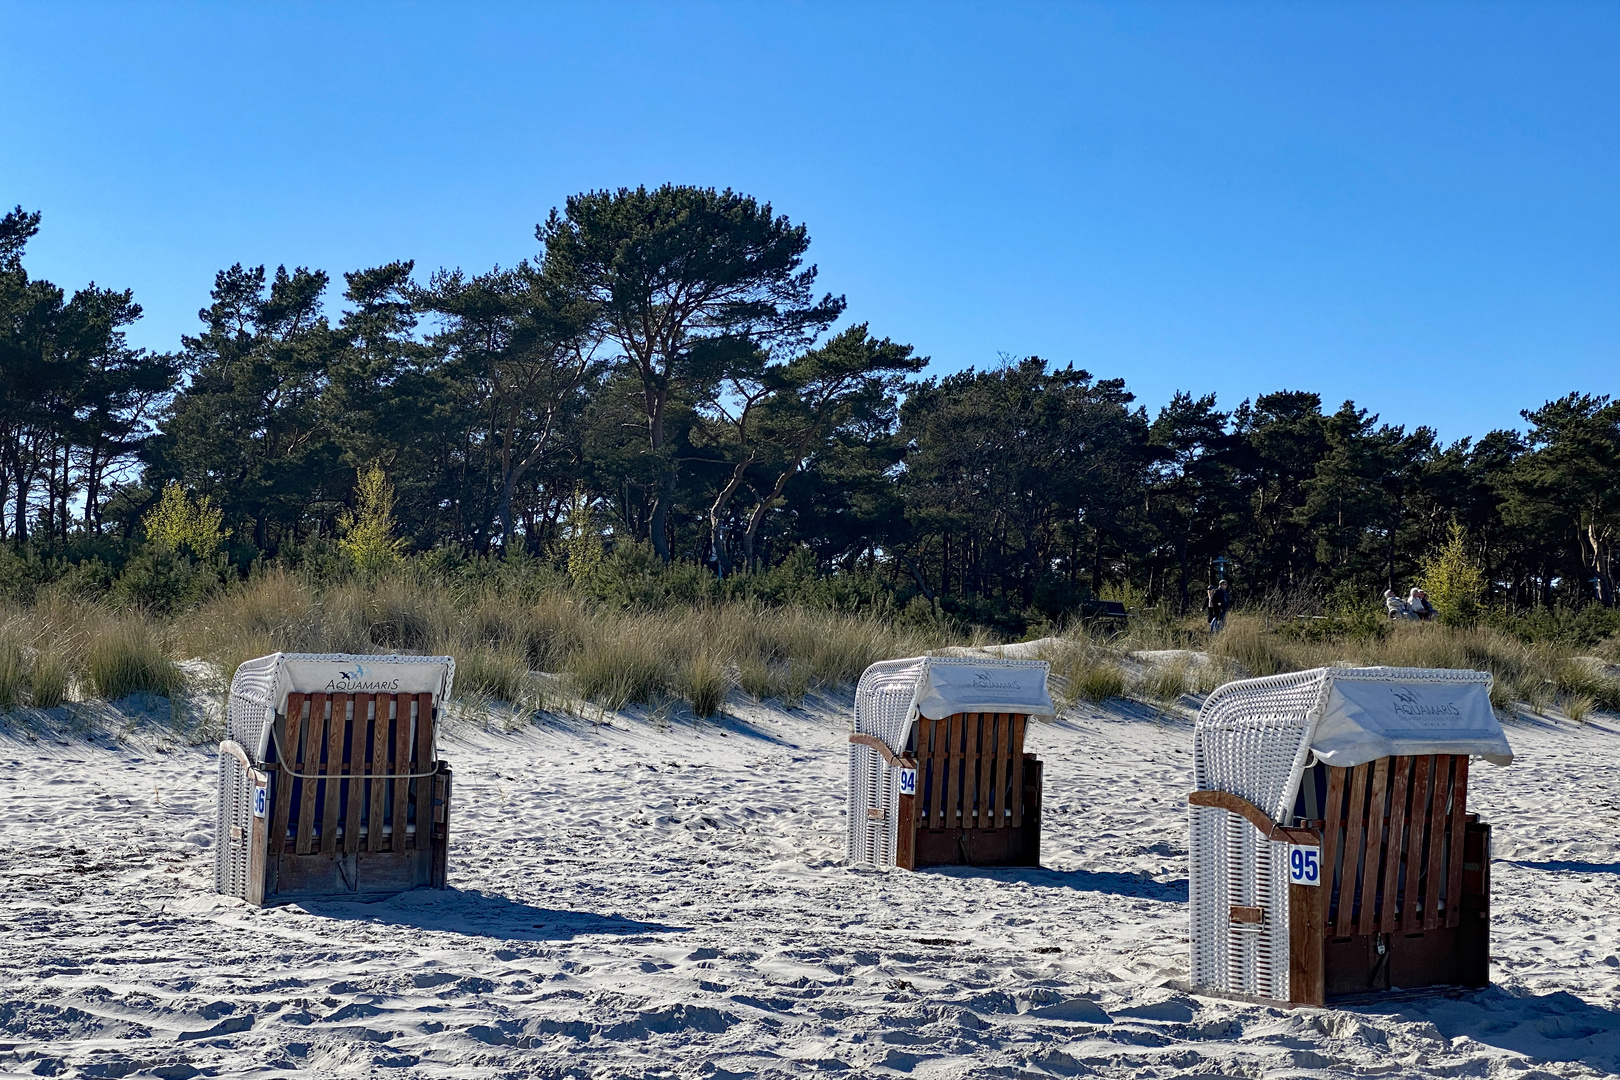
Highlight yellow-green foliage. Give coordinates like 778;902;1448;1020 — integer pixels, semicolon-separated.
1418;522;1487;625
142;482;228;558
562;485;604;587
338;465;407;572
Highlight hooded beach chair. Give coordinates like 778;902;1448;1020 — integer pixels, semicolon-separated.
1188;666;1513;1006
848;656;1055;870
214;653;456;905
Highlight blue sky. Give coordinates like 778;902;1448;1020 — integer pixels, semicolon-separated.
3;3;1616;442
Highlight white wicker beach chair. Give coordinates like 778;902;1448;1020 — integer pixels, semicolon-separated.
215;653;456;905
1188;666;1513;1006
848;656;1054;870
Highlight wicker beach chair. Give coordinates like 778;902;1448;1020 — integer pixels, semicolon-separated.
848;656;1054;870
214;653;456;905
1188;666;1513;1006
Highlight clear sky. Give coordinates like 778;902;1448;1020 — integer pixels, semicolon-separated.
3;3;1616;442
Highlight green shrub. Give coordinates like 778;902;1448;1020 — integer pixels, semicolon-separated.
1418;522;1487;625
112;545;209;616
337;465;407;572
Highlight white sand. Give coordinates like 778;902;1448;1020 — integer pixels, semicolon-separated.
2;689;1618;1078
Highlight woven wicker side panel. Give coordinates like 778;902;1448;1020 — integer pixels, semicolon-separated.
214;751;251;899
1188;804;1230;990
847;743;897;867
1195;669;1325;822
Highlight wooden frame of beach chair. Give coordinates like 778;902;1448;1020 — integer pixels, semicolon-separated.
1187;667;1508;1006
853;713;1044;869
848;657;1052;870
215;654;455;906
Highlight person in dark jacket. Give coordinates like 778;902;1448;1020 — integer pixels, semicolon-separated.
1206;579;1230;633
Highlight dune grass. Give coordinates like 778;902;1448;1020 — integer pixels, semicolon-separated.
1;562;1617;725
0;629;25;710
1043;609;1620;719
84;618;184;700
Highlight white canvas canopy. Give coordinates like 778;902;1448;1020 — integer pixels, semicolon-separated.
1309;668;1512;768
912;657;1055;723
852;655;1055;753
230;653;456;748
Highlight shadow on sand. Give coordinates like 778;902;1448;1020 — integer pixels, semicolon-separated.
922;864;1189;902
304;887;689;943
1509;859;1620;875
1369;985;1620;1075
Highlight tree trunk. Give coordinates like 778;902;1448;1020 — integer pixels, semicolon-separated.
646;386;673;563
742;462;801;572
1176;541;1189;614
708;454;756;577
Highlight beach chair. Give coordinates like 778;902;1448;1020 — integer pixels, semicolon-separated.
1187;666;1513;1006
214;653;456;905
848;656;1054;870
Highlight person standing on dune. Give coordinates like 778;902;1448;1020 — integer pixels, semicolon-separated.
1206;579;1230;633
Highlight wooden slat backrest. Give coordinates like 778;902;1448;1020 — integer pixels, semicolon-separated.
1445;757;1470;928
343;694;366;854
1329;763;1370;936
295;694;323;854
1401;754;1432;929
1378;757;1413;930
391;692;413;851
986;714;1006;830
411;692;436;850
1009;715;1027;828
965;712;978;822
1323;754;1471;937
270;691;304;851
1422;756;1450;930
319;693;347;855
930;715;946;827
1355;758;1390;936
1319;765;1346;931
912;712;1028;832
367;693;388;852
266;689;442;858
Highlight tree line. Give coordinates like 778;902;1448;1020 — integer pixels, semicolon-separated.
2;187;1616;629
